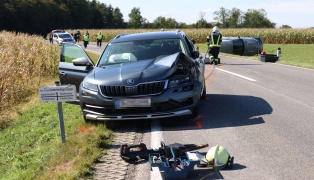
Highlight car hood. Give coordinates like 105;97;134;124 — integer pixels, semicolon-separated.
87;52;194;86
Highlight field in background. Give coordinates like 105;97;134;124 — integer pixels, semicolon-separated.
67;28;314;44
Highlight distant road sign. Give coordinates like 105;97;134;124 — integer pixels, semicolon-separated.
39;85;77;102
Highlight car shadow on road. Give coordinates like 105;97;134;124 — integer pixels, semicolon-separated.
160;94;272;131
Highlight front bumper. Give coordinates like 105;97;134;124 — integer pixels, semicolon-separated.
84;109;192;120
79;81;202;121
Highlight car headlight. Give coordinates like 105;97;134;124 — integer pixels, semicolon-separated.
168;75;191;87
82;82;98;92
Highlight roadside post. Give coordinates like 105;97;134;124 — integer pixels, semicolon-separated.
277;47;281;60
39;82;77;144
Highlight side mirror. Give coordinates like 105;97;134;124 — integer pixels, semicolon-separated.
191;50;200;58
73;57;93;66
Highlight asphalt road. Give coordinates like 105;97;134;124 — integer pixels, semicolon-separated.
134;55;314;179
80;44;314;179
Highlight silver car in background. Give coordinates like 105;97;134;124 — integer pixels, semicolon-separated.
53;32;76;45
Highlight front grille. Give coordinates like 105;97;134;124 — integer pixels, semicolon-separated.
100;81;166;97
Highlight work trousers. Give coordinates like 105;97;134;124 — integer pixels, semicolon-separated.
208;47;220;59
97;39;102;47
84;41;88;48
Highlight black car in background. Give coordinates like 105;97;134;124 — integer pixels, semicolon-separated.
58;30;206;122
220;36;263;56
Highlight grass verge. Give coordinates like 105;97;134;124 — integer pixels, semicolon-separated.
0;79;112;180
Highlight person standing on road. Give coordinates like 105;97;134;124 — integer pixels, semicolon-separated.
96;31;104;47
206;26;222;65
73;32;78;42
83;31;90;49
76;29;81;42
49;32;53;44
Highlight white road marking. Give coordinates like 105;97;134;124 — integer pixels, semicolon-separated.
215;68;257;82
151;119;163;180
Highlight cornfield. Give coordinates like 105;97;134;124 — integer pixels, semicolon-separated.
67;28;314;44
0;31;59;113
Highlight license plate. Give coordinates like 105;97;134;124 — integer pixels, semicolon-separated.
115;97;151;108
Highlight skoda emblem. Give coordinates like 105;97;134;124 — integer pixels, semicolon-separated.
127;79;134;85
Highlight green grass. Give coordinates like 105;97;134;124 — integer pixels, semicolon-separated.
196;43;314;69
0;98;112;180
86;51;99;64
262;44;314;68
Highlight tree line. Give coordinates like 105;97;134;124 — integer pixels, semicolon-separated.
0;0;282;37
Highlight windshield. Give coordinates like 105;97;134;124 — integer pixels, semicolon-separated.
98;38;186;66
59;34;72;38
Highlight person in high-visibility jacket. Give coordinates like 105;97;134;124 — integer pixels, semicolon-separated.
83;31;90;49
96;31;104;47
206;26;222;65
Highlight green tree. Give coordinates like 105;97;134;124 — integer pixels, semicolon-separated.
165;18;178;28
195;11;211;28
103;5;114;28
242;9;275;28
113;7;125;28
280;24;292;29
152;16;166;29
66;0;92;29
213;7;230;28
0;2;21;32
128;7;143;28
229;8;242;28
90;0;105;28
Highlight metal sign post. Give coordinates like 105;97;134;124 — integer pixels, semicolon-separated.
56;81;66;143
39;82;77;144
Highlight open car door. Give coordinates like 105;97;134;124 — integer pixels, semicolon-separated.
58;43;95;102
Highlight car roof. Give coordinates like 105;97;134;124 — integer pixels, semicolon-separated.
54;32;71;35
110;30;185;43
52;29;65;33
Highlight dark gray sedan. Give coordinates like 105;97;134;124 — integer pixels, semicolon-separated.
58;30;206;122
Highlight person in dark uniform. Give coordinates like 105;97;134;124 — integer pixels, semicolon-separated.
49;32;53;44
76;29;81;42
206;26;222;65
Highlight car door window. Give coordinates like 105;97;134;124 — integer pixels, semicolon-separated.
61;43;91;63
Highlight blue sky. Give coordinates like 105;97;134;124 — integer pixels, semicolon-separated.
98;0;314;28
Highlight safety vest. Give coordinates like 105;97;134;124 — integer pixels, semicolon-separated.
84;35;89;41
209;33;221;47
97;33;103;40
